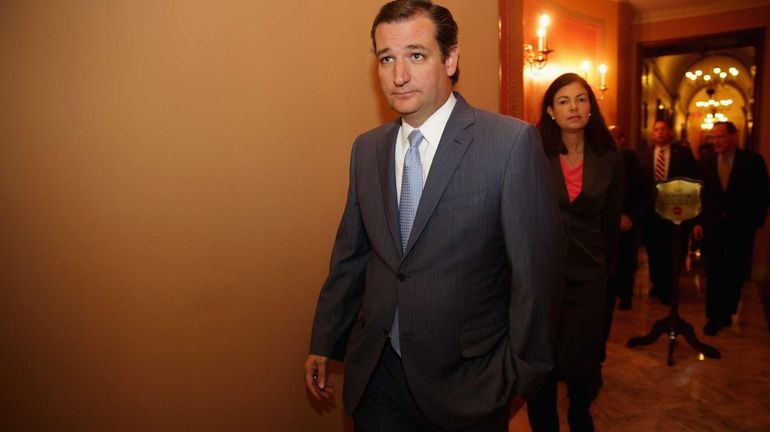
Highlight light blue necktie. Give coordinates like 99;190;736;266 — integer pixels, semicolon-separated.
391;129;424;356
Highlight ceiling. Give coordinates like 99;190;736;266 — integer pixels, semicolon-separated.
646;47;755;99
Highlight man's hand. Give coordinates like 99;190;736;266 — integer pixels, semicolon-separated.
304;355;335;401
692;224;704;241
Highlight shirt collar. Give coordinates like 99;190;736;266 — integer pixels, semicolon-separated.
719;147;736;162
400;93;457;148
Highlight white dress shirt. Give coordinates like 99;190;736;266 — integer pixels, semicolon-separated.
395;93;457;201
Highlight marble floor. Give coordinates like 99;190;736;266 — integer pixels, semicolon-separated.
509;252;770;432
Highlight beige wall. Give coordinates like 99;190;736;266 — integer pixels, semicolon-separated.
630;5;770;278
0;1;499;430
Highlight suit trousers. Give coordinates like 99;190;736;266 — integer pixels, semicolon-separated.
527;277;606;432
527;372;597;432
704;223;756;322
352;342;510;432
602;229;637;362
608;229;637;304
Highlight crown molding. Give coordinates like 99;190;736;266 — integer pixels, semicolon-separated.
627;0;770;24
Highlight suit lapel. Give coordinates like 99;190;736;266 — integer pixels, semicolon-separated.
402;96;475;258
670;146;682;178
376;121;404;257
726;149;746;192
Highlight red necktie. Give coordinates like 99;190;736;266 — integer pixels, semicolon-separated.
655;148;666;181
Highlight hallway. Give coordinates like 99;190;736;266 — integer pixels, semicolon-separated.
510;252;770;431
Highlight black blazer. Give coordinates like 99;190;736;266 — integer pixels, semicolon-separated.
547;143;623;281
309;94;564;428
698;148;769;236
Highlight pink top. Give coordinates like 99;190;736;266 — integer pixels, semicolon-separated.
559;155;583;203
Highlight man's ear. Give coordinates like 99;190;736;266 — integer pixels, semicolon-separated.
445;45;459;76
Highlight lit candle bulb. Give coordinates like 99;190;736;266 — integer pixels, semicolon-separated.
581;60;591;79
599;64;607;88
537;27;546;52
537;14;550;52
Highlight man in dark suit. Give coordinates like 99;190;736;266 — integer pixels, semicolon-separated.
606;125;644;311
303;1;564;430
693;121;769;335
601;125;643;367
638;120;699;305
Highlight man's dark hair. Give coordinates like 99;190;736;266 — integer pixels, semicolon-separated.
537;72;615;155
713;121;737;134
370;0;460;85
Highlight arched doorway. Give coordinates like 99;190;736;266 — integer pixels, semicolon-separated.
637;28;765;153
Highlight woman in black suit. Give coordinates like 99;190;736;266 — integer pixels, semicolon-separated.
527;73;623;431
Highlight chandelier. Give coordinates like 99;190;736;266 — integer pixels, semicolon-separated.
696;86;733;130
685;66;739;130
685;66;739;84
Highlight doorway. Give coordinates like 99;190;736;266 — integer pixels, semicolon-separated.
637;28;765;156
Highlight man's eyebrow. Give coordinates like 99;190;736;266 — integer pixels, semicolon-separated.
405;44;427;51
375;44;429;56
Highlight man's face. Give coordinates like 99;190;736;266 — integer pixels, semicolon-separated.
374;15;458;127
711;123;735;154
651;121;671;147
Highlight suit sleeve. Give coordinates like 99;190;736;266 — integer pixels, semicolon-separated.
624;150;645;224
693;157;712;228
603;148;624;277
501;123;565;399
308;138;370;360
681;146;701;180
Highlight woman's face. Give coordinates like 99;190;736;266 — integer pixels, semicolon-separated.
546;81;591;133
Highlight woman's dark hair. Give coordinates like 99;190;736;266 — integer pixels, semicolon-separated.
537;72;615;155
370;0;460;85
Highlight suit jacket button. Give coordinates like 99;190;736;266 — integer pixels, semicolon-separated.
397;273;406;281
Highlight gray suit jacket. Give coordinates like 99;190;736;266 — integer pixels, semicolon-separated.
309;94;564;428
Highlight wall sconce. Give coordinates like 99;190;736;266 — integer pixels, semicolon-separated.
580;60;591;79
524;14;553;70
581;61;608;98
598;63;608;97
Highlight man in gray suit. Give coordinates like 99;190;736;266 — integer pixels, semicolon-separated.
304;1;563;430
